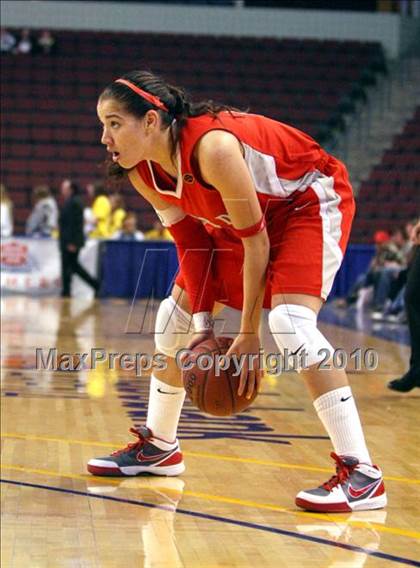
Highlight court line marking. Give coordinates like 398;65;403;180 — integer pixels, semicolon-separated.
2;432;419;485
1;463;419;541
1;478;419;567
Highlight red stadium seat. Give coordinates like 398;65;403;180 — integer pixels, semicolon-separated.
355;106;420;239
0;31;394;234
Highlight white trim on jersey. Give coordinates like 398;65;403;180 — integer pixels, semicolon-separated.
311;175;344;299
243;143;323;198
147;151;183;198
154;205;186;228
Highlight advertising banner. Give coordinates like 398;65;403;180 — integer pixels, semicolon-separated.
1;237;99;297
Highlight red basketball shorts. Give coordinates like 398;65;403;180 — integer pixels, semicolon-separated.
176;157;355;311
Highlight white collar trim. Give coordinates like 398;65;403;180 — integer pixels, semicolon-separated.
146;150;183;199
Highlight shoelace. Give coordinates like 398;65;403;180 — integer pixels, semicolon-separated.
111;428;147;456
322;452;357;491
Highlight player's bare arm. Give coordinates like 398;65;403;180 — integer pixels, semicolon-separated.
197;130;270;397
129;166;218;333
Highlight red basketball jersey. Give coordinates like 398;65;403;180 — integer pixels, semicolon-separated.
135;112;355;309
135;112;332;235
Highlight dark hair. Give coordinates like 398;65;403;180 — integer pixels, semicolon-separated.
110;191;124;210
391;226;406;239
62;179;80;196
99;70;240;181
92;181;107;198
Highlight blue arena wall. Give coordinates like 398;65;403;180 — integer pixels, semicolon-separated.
101;241;375;300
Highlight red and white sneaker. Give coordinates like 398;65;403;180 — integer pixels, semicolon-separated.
87;426;185;477
296;453;387;512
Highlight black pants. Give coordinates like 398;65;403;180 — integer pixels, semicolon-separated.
405;247;420;378
389;268;407;302
60;248;99;297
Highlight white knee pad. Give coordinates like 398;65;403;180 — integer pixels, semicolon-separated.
155;296;195;358
268;304;333;370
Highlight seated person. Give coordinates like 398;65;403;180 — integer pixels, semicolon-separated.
25;184;58;237
109;192;126;236
338;230;392;308
1;28;16;53
373;219;419;321
114;212;145;241
370;226;409;317
89;183;112;238
37;30;56;54
0;183;13;237
144;219;173;241
14;28;33;54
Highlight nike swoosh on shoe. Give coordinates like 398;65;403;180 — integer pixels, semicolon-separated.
348;479;381;499
136;448;177;463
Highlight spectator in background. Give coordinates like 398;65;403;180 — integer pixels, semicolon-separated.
336;230;391;308
83;181;97;236
370;226;407;316
144;219;173;241
371;220;417;321
37;30;56;54
109;192;126;236
26;184;58;237
390;225;410;256
59;180;99;298
1;28;16;53
388;219;420;392
0;184;13;238
14;29;33;55
402;218;416;258
115;211;144;241
89;183;112;238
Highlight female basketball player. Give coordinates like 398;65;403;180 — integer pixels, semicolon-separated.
88;71;386;513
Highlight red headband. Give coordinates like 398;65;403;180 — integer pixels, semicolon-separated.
115;78;169;112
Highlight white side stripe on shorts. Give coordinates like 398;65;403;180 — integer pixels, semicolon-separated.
311;175;344;299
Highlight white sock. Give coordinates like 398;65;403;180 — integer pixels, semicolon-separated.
146;375;185;445
313;386;372;465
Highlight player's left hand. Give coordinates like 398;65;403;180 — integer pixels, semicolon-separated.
185;329;216;352
227;333;263;400
179;330;216;365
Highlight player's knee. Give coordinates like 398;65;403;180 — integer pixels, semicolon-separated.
268;304;333;369
155;296;194;358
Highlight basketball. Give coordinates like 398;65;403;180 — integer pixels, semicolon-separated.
182;336;258;416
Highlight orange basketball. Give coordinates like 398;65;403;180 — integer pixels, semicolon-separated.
182;336;257;416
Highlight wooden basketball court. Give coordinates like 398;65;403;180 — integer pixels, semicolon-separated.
1;296;419;567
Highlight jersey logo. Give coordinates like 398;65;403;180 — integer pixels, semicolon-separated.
183;173;195;184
